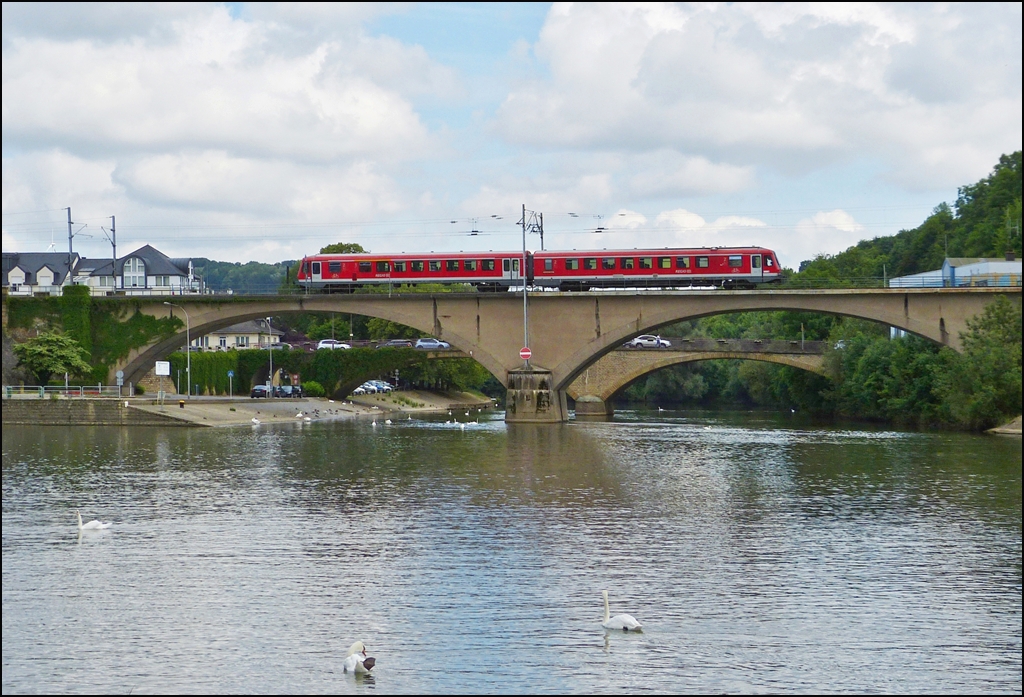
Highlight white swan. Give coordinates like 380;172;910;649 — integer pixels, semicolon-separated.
601;590;642;631
76;510;111;531
384;419;392;425
251;416;261;425
343;641;376;674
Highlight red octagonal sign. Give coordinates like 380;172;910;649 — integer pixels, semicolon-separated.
520;347;532;360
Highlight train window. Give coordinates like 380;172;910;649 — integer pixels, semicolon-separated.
658;257;672;269
465;260;477;272
483;259;495;271
429;260;442;272
697;256;709;268
765;256;774;267
302;261;310;275
544;259;554;272
584;258;597;270
376;261;391;272
503;259;510;272
728;255;743;268
640;257;653;269
446;260;459;271
620;258;634;270
411;260;424;272
358;262;372;272
602;258;615;270
513;259;520;272
676;257;690;269
751;256;761;269
328;261;341;273
311;262;320;275
394;261;407;272
566;259;579;271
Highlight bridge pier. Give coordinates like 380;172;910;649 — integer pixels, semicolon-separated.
572;395;614;420
505;369;569;423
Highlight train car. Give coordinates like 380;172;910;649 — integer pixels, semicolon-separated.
296;246;781;292
532;246;780;290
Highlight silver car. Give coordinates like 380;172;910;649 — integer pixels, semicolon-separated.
625;335;671;349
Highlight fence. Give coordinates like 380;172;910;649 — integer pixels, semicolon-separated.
3;385;127;399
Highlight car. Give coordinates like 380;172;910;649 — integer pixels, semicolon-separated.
317;339;351;350
369;380;394;393
625;335;671;349
275;385;304;398
359;382;378;394
378;339;415;349
250;384;271;398
352;385;368;395
414;338;451;350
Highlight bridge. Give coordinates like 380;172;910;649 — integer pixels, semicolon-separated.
568;338;827;418
115;287;1019;422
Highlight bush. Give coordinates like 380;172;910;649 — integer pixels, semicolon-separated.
303;380;326;397
134;384;146;395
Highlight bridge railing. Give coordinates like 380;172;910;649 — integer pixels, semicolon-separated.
621;338;827;353
3;385;126;399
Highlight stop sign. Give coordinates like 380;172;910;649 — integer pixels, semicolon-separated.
520;347;532;360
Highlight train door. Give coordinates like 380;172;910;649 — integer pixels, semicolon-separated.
750;254;762;281
311;261;322;284
502;257;521;285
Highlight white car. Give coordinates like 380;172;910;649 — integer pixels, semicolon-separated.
625;335;671;349
414;338;451;350
317;339;351;350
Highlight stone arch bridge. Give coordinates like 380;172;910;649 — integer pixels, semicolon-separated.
117;287;1018;422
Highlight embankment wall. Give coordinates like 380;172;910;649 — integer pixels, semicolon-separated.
2;399;194;426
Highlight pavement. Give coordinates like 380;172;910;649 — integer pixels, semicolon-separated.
129;390;496;427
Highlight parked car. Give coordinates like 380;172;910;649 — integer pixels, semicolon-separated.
250;384;271;398
369;380;394;393
266;342;291;350
414;337;451;350
352;385;367;395
625;335;671;349
317;339;351;350
378;339;414;349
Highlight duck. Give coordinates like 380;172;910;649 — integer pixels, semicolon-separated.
601;590;642;632
76;510;111;532
343;641;376;674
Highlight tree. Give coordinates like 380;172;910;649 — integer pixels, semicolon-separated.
319;242;367;254
12;331;93;385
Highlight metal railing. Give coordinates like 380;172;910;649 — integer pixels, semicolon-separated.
3;385;126;399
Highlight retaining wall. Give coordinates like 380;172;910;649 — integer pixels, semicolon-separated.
1;398;194;426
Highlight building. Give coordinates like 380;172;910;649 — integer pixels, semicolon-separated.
888;254;1021;288
2;244;203;296
192;319;284;351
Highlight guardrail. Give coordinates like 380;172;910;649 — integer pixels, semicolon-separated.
620;338;827;353
3;385;126;399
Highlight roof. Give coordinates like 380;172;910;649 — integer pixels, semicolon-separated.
1;252;79;285
207;320;284;336
75;257;116;276
116;244;190;276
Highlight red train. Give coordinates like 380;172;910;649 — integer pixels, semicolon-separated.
296;246;781;292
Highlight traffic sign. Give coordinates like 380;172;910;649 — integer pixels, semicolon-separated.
227;370;235;378
519;347;532;360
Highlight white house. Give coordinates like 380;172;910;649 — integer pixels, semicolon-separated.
193;319;284;351
2;252;80;296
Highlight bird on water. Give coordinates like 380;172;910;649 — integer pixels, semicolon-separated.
601;590;642;631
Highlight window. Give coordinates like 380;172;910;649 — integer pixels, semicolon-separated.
236;336;249;347
124;257;145;287
697;256;709;268
512;259;520;272
728;255;743;268
583;258;597;270
765;256;774;267
566;259;579;270
429;260;442;272
411;260;424;272
328;261;341;273
446;260;459;271
394;261;407;272
99;276;114;287
639;257;653;269
311;262;320;275
602;258;616;270
751;256;761;269
358;262;372;272
659;257;672;269
155;275;170;286
620;258;635;270
465;260;477;272
676;257;690;269
503;259;510;272
482;259;495;271
544;259;554;272
302;261;310;276
376;261;390;273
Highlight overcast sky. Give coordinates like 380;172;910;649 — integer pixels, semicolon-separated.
2;2;1021;268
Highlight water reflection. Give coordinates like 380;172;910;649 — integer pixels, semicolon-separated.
2;412;1020;694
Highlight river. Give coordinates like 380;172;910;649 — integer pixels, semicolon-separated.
2;409;1021;694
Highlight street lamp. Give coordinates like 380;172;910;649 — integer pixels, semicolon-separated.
164;302;191;399
266;316;273;398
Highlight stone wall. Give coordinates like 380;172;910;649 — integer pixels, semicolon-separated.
1;398;193;426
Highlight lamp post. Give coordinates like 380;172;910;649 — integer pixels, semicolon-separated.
164;302;191;399
266;316;274;398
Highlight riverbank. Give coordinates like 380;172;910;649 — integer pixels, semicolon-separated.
6;389;496;427
987;415;1022;435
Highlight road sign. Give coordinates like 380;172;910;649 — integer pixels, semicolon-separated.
116;369;125;378
520;347;532;360
116;376;124;387
154;362;170;377
227;370;235;378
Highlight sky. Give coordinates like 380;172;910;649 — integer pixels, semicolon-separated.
2;2;1021;269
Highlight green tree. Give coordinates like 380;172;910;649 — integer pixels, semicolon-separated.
12;331;93;385
319;242;367;254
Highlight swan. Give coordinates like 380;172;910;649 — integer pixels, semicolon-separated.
76;510;111;531
251;417;260;425
343;641;376;674
296;412;303;418
385;419;392;425
304;416;312;422
371;419;377;427
601;590;642;632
